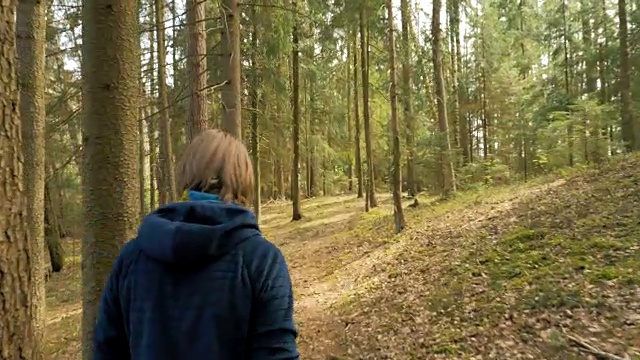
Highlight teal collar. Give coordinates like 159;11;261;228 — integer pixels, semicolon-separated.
187;190;222;203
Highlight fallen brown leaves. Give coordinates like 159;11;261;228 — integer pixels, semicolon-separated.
44;156;640;359
292;155;640;360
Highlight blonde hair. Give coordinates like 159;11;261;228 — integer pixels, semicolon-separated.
176;129;254;206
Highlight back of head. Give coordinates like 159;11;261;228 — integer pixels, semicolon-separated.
137;129;257;266
177;129;254;206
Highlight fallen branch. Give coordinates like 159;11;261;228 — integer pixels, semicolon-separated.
563;330;626;360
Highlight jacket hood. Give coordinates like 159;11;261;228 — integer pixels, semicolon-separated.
137;191;259;266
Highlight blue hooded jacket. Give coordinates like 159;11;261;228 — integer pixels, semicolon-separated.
93;191;299;360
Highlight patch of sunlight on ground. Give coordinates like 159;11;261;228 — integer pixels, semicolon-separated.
296;212;358;230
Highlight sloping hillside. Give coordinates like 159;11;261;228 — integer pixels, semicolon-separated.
45;156;640;359
297;156;640;359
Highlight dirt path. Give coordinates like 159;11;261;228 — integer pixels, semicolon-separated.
271;181;569;358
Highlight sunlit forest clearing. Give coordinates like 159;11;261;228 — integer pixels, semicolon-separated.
44;155;640;359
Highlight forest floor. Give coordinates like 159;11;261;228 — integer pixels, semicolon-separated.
45;155;640;359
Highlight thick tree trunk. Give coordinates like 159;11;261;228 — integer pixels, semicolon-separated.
0;1;41;356
17;0;47;346
81;0;140;356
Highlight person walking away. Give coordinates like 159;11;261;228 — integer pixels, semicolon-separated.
92;129;299;359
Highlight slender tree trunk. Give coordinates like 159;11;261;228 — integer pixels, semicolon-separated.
275;77;286;200
291;2;303;221
17;0;47;347
307;65;317;197
386;0;406;233
155;0;176;204
323;122;331;196
220;0;242;138
432;0;456;196
275;159;285;199
250;7;261;221
519;0;530;179
618;0;637;151
347;39;353;192
147;7;157;210
81;0;140;355
447;0;460;151
138;100;147;219
360;7;378;208
44;181;65;272
186;0;208;141
170;0;182;162
454;0;469;164
400;0;417;197
562;0;574;166
480;31;489;160
353;32;364;198
0;1;40;356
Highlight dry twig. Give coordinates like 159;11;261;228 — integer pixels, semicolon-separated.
563;330;626;360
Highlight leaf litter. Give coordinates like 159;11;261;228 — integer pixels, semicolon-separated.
45;156;640;359
288;155;640;360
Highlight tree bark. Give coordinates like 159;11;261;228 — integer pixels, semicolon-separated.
432;0;456;196
618;0;637;151
360;7;378;208
146;6;157;210
353;32;364;199
186;0;208;141
44;182;65;272
250;6;261;221
155;0;177;204
291;1;303;221
386;0;406;233
346;38;354;193
400;0;417;197
81;0;140;356
220;0;242;138
17;0;47;347
0;1;41;357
